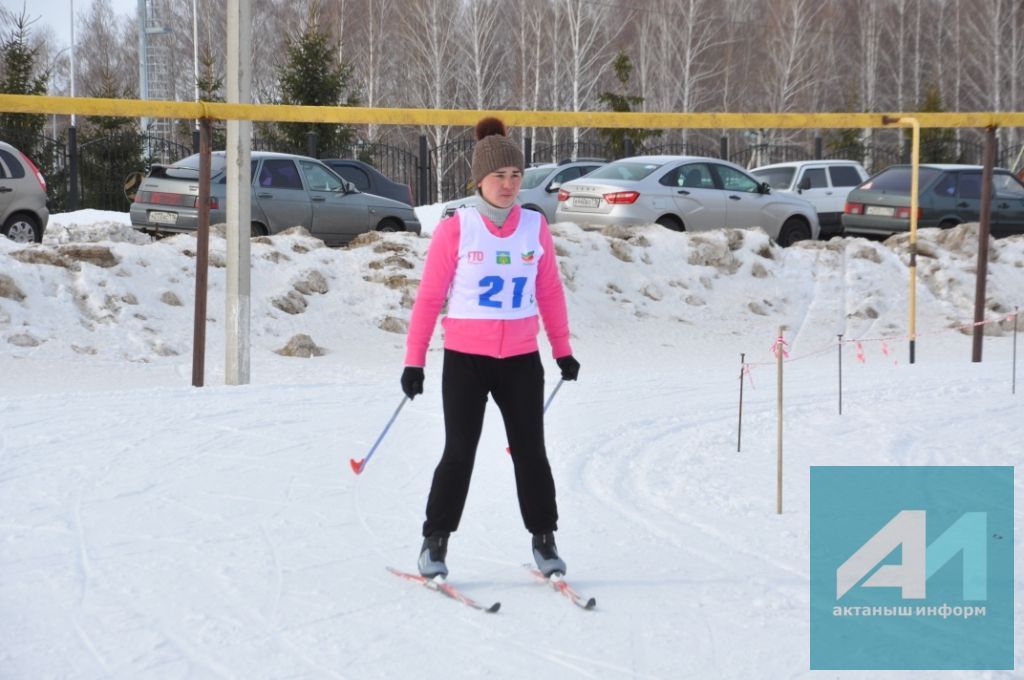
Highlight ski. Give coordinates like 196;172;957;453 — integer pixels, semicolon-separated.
387;566;501;613
524;564;597;610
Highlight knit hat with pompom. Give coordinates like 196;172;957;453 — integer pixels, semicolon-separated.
471;117;524;186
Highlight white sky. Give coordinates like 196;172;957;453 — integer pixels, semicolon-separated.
5;0;139;50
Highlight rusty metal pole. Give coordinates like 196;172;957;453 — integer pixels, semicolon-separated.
191;118;212;387
971;126;997;363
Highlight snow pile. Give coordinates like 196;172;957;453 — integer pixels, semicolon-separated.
3;216;1022;365
1;225;419;363
44;209;155;246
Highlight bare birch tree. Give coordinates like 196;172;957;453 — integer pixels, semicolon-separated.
76;0;137;100
402;0;464;200
557;0;618;151
461;0;507;110
759;0;827;153
349;0;401;142
515;0;552;148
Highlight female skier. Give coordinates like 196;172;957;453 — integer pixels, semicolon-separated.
401;117;580;579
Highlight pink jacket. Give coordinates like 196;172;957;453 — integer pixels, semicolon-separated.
404;205;573;367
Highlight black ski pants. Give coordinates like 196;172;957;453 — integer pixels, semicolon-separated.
422;349;559;537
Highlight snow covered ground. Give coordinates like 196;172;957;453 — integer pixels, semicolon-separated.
1;209;1022;679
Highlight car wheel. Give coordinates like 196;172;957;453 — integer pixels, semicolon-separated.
655;215;685;231
376;219;401;233
777;217;811;247
938;220;959;230
2;213;41;243
250;222;268;237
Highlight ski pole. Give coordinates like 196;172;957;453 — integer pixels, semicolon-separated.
507;379;564;454
350;396;408;475
543;379;564;412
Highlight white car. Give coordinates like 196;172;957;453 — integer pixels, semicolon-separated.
751;160;868;238
555;155;819;246
0;140;49;243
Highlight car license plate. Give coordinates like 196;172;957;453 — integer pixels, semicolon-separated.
572;196;600;209
149;210;178;225
865;205;895;217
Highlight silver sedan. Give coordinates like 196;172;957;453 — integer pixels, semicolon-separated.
554;155;819;246
130;151;420;246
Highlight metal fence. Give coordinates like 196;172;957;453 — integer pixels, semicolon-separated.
4;124;1023;210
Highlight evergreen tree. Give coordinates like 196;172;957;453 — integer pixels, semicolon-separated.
824;127;864;163
824;98;865;164
0;10;49;162
596;52;659;159
175;51;227;149
79;74;142;211
915;84;957;163
277;3;359;156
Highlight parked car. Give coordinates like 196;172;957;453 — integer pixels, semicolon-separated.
321;158;414;206
130;151;420;246
0;140;49;243
554;155;819;246
751;160;868;238
441;159;606;222
841;164;1024;238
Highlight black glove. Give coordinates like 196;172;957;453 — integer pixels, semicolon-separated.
556;355;580;381
401;367;424;399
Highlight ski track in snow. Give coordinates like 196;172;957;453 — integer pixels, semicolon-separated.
1;216;1023;678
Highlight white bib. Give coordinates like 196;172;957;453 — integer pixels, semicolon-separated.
446;208;544;320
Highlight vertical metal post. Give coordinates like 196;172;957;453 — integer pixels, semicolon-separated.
885;116;921;364
67;125;79;211
971;126;996;362
737;353;745;453
524;135;532;167
306;131;317;158
837;334;843;415
814;135;823;160
418;134;429;206
720;135;728;160
623;136;634;158
908;121;919;364
192;0;200;132
1013;308;1018;395
138;0;148;133
191;118;212;387
776;327;784;515
225;0;252;386
69;0;76;126
192;128;200;154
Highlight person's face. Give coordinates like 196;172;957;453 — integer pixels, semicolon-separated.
478;166;523;209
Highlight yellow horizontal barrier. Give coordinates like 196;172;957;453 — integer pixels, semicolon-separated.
1;94;1023;129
